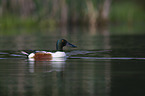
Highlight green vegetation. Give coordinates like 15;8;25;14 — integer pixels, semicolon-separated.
110;2;145;23
0;0;144;29
0;16;57;29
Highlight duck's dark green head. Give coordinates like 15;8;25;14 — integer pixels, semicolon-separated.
56;39;77;51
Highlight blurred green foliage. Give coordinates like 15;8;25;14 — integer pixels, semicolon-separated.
110;1;145;23
0;0;144;29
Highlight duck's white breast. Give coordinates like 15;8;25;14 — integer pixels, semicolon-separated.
51;51;66;57
28;53;35;58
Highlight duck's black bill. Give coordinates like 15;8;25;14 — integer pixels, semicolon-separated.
67;42;77;48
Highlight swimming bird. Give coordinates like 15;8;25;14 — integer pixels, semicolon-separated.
22;39;77;61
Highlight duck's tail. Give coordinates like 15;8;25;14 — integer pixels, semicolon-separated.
21;50;36;56
21;51;29;55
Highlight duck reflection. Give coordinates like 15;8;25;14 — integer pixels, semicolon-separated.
28;57;66;73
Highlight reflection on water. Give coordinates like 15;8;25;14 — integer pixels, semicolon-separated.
0;26;111;50
0;58;111;96
28;60;66;73
0;26;145;96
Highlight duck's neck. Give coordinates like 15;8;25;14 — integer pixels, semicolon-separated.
56;47;63;51
56;42;63;51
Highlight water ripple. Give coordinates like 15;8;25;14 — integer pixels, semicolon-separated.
70;57;145;60
0;50;145;60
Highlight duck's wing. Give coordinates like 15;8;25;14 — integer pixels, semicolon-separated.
21;50;48;56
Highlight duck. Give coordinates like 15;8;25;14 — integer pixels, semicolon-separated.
22;39;77;61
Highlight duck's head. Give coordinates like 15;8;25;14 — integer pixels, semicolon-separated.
56;39;77;51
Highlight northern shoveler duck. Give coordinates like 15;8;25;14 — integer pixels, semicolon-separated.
22;39;77;61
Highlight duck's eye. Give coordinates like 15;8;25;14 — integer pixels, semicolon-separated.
61;39;67;46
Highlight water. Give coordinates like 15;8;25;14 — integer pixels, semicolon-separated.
0;27;145;96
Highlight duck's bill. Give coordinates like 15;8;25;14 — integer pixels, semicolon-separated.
66;42;77;48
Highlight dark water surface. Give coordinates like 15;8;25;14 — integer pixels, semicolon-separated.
0;28;145;96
